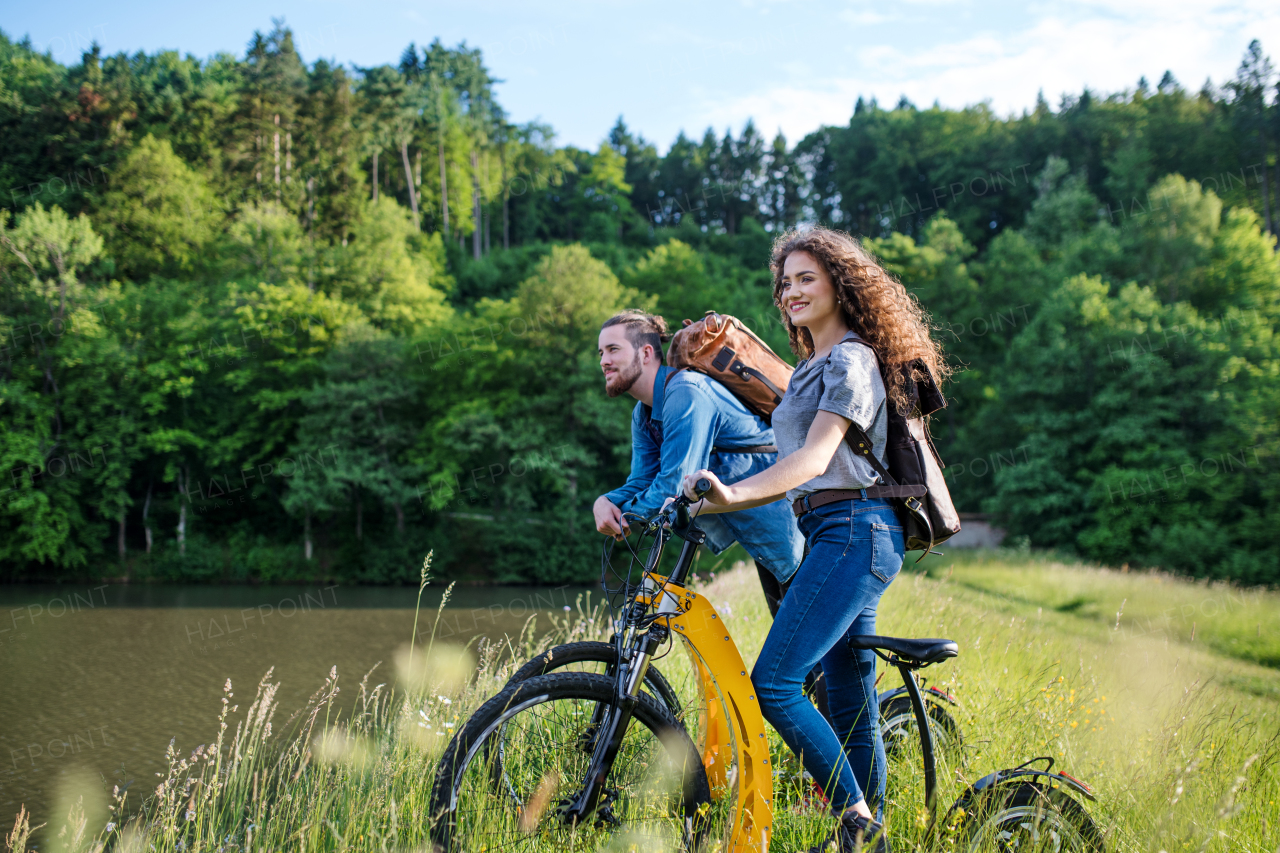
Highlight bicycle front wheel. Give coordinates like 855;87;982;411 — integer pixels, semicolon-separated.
428;671;712;853
504;640;686;723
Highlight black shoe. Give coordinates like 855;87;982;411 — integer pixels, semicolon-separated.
803;811;890;853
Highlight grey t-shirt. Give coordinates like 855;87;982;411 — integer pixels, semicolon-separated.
773;331;889;502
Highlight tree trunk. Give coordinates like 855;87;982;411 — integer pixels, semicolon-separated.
438;139;449;234
273;114;281;198
372;150;379;202
566;473;577;537
501;147;510;250
483;156;491;254
1272;148;1280;244
117;507;126;560
401;141;420;227
304;511;313;561
306;176;316;227
471;150;482;260
394;500;405;534
1260;139;1274;235
355;489;363;541
177;467;188;557
142;481;153;554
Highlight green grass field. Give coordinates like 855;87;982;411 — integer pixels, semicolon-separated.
13;550;1278;852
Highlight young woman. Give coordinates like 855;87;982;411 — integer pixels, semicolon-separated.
680;227;948;853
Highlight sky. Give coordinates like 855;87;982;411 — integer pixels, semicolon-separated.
5;1;1280;152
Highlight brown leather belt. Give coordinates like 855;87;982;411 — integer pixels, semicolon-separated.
792;485;928;517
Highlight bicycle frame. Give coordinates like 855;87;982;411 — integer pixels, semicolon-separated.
641;577;774;853
566;506;773;853
889;656;940;819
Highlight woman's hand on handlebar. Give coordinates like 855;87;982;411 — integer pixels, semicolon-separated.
681;470;730;506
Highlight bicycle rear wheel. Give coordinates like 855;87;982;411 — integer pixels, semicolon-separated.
879;692;963;760
963;782;1105;852
428;671;711;852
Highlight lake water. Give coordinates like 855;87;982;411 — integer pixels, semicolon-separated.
0;582;593;832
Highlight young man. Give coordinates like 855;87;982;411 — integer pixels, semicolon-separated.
593;309;806;619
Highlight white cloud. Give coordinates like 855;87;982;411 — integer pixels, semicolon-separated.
837;9;893;26
689;1;1280;143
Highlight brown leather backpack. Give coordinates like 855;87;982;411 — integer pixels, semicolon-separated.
665;311;793;425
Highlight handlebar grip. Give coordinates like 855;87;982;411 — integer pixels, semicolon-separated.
674;477;711;527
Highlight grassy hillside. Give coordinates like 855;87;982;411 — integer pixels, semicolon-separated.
912;550;1280;674
14;552;1278;852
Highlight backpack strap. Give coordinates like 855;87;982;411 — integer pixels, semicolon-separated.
824;337;900;487
844;422;899;486
654;368;777;453
640;368;684;446
719;356;785;403
821;338;940;556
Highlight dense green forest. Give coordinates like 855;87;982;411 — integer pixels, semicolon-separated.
2;24;1279;585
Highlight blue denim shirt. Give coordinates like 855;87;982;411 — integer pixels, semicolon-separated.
603;365;805;584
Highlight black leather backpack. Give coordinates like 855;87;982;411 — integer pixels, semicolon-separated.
841;339;961;559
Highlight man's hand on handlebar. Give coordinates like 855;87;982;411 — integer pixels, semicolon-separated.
593;495;630;541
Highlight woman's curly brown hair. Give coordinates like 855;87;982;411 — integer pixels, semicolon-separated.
770;226;950;413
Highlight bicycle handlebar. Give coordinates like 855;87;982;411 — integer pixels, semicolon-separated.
663;477;711;528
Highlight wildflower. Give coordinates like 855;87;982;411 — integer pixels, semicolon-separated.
186;809;196;821
420;709;430;720
438;695;452;705
105;823;116;832
564;606;571;611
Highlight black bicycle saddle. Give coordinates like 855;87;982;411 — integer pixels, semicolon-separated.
846;634;959;664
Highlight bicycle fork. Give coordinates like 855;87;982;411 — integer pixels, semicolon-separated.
558;628;665;826
559;543;680;826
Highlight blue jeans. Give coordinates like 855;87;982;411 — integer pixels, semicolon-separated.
751;498;906;818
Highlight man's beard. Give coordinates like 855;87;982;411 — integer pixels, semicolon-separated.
605;352;643;398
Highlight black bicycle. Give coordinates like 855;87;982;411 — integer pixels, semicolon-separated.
865;636;1106;852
